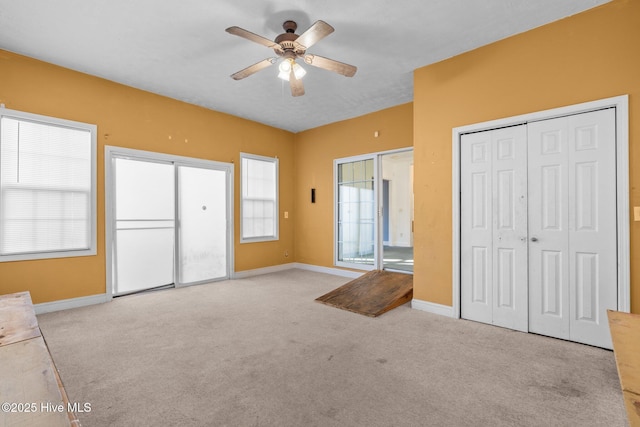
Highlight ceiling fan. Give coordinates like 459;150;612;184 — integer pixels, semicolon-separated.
225;20;357;97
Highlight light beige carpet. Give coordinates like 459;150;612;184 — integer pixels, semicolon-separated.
37;269;626;426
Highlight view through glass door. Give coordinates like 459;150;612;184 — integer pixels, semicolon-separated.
380;151;414;272
335;149;413;272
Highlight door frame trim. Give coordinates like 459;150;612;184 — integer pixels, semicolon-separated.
451;95;630;319
104;146;235;300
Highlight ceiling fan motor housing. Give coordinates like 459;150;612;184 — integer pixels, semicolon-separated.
282;20;297;33
274;21;302;57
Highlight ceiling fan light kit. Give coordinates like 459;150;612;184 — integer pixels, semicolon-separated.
278;59;306;81
226;19;357;97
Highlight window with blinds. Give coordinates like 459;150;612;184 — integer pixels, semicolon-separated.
0;108;96;261
240;153;278;242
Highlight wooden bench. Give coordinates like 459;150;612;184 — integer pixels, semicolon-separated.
0;291;80;426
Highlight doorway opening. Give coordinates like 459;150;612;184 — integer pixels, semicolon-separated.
381;151;414;272
334;148;413;273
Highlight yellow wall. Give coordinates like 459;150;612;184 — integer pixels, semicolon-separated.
413;0;640;312
2;0;638;315
0;50;295;304
293;103;413;268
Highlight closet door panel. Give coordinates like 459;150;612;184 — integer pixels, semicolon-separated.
566;109;617;348
461;132;493;324
528;117;571;340
491;126;528;332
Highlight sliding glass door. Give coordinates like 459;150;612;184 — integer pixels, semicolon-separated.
334;150;413;272
335;156;377;269
177;165;229;285
114;158;175;294
108;148;233;296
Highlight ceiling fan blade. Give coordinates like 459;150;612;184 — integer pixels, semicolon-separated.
294;20;334;50
226;26;278;49
303;54;357;77
289;67;305;97
230;58;277;80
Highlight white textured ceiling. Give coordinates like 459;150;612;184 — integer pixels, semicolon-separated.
0;0;610;132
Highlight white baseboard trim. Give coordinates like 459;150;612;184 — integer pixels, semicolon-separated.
232;262;364;280
232;263;297;279
293;263;364;279
35;293;109;315
411;298;455;318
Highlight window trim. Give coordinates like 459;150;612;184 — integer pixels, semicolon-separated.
240;152;279;243
0;106;97;262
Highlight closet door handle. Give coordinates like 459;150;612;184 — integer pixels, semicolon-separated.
530;237;539;242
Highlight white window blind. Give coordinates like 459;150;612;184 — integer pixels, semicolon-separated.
0;109;96;260
241;153;278;242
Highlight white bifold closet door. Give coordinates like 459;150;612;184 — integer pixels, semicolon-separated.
461;108;617;348
460;125;529;333
527;109;617;347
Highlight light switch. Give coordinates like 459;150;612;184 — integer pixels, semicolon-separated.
634;206;640;221
284;211;289;219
